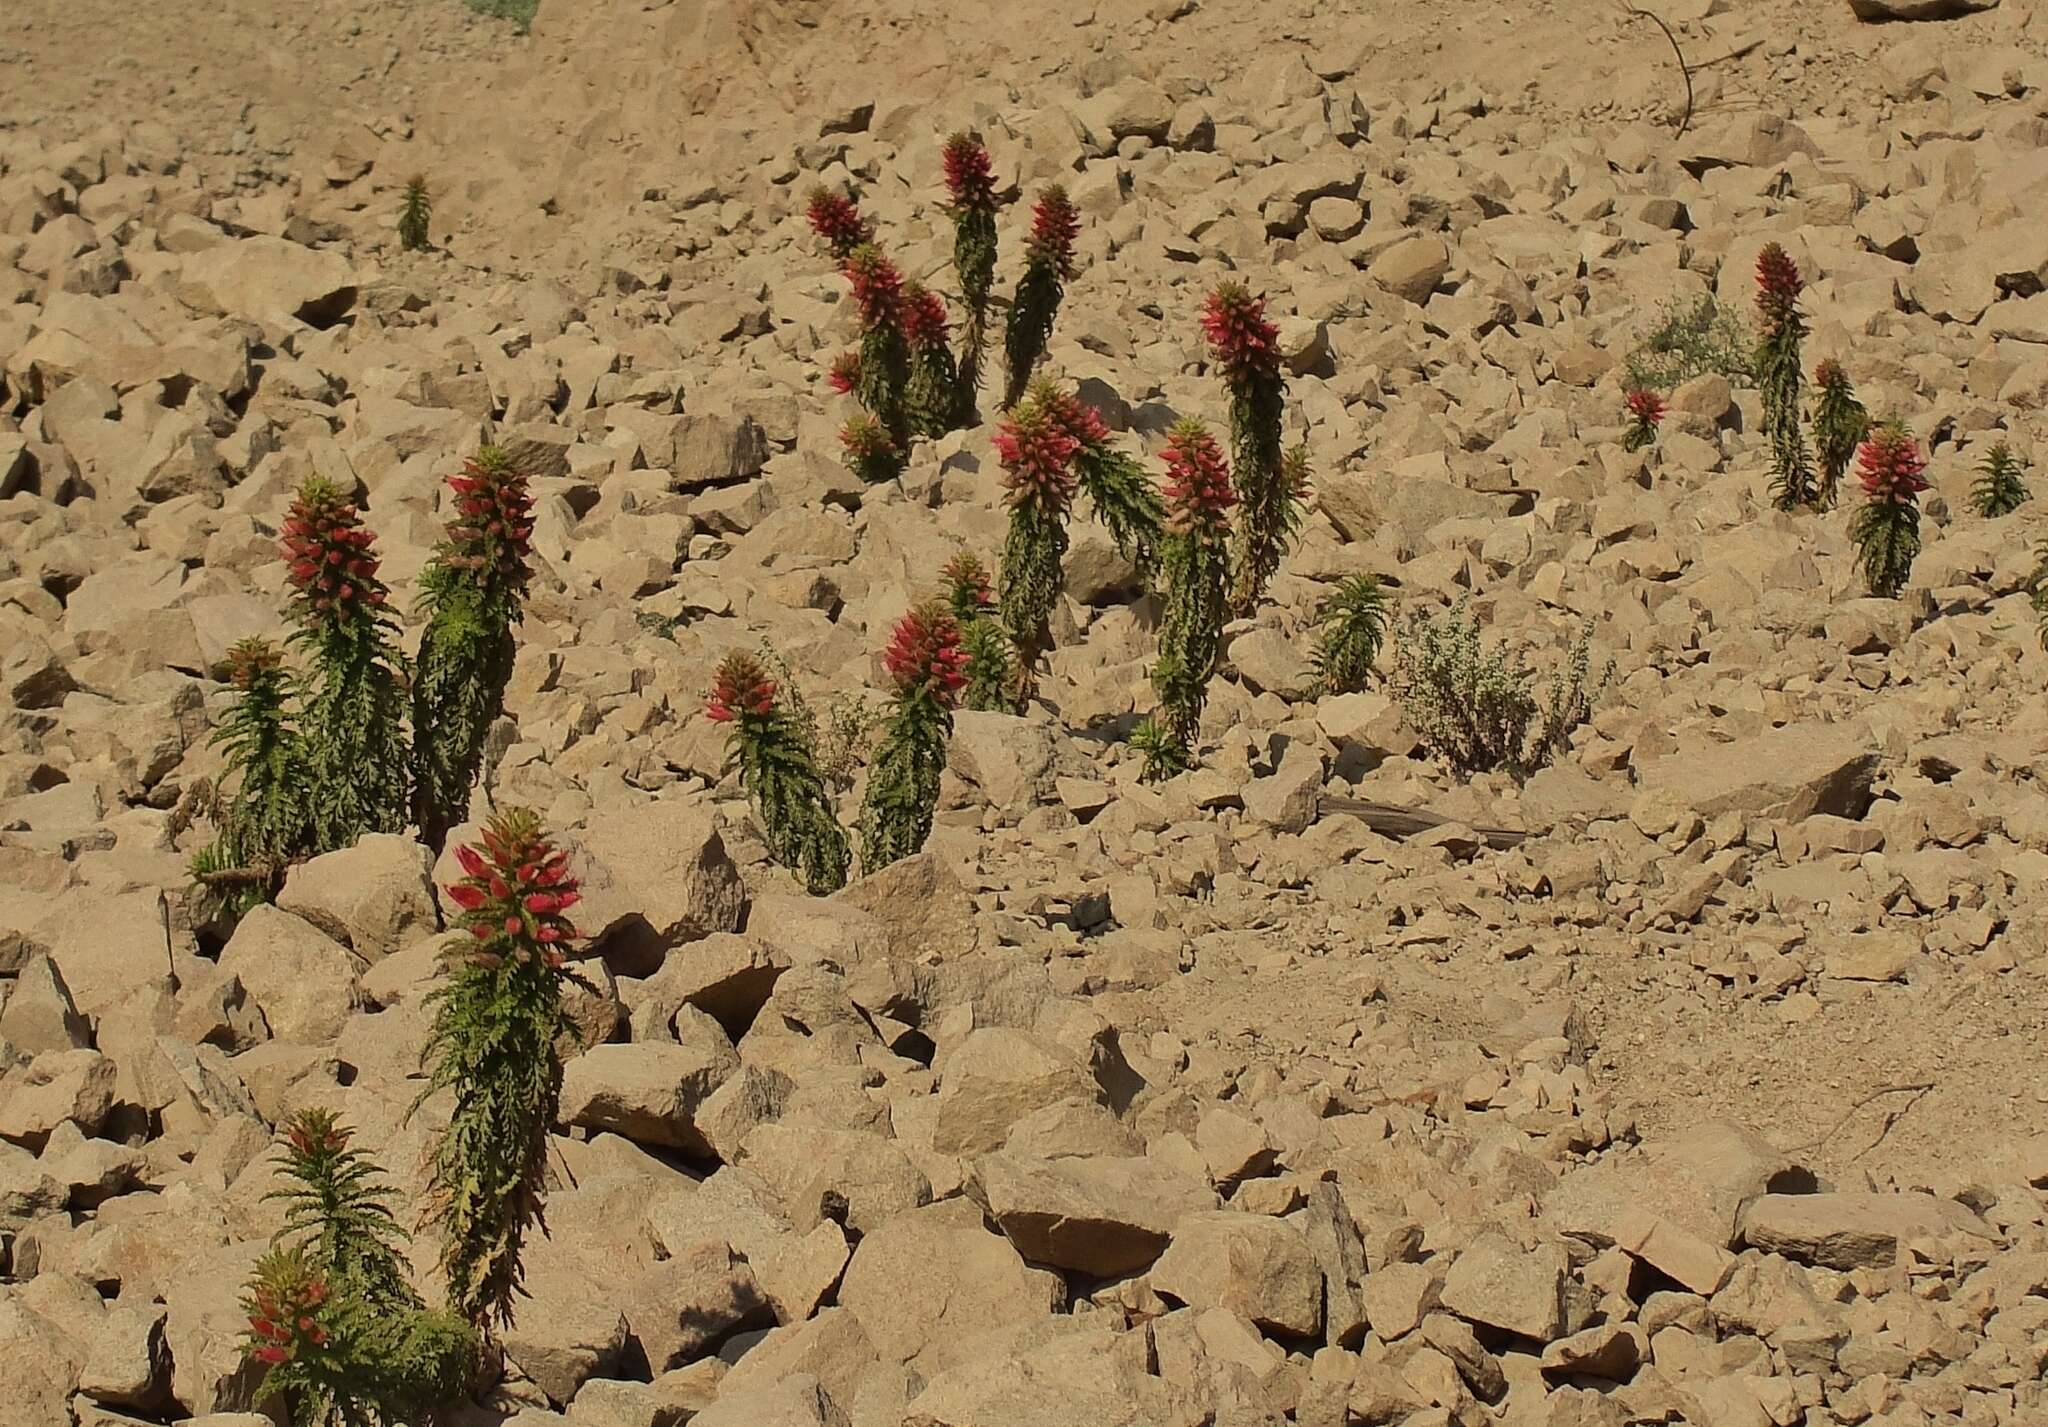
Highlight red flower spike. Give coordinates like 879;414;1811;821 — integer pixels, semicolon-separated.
1855;424;1929;506
1755;242;1803;316
882;601;969;706
1024;186;1079;279
707;651;778;725
1160;419;1236;536
1814;359;1845;389
1030;377;1110;451
842;245;906;330
941;551;996;613
1625;388;1666;426
442;809;583;972
805;186;872;258
827;350;862;395
280;478;390;632
436;449;534;592
1200;282;1281;387
992;400;1080;516
901;283;950;351
942;133;997;213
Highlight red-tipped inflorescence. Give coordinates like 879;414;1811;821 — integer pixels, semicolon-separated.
902;283;950;352
993;402;1080;515
281;479;388;628
285;1110;348;1158
705;651;777;724
941;551;996;615
1160;420;1237;536
1032;379;1110;450
806;186;872;259
827;351;862;396
1200;282;1281;387
1856;424;1929;506
225;637;285;688
840;414;900;482
444;809;581;971
1814;358;1846;390
1626;388;1666;427
942;133;997;213
882;602;969;707
1755;242;1803;318
842;246;906;329
245;1256;331;1367
1023;186;1079;279
443;450;535;591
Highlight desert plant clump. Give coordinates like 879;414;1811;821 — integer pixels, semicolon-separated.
859;603;967;871
397;176;432;252
242;1111;473;1426
839;413;901;485
804;185;874;262
1849;422;1928;600
1810;359;1868;509
992;394;1081;704
1622;387;1665;453
1393;602;1607;781
902;282;962;438
417;809;586;1332
1754;243;1815;510
1623;292;1753;391
1001;185;1079;408
282;477;411;852
842;244;914;460
1201;282;1299;617
411;447;535;853
1136;419;1236;781
1312;574;1390;695
707;651;851;894
1032;377;1165;578
941;133;1001;424
1970;441;2030;518
189;638;313;922
942;551;1015;713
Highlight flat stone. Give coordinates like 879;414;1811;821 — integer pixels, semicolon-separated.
1738;1192;1994;1269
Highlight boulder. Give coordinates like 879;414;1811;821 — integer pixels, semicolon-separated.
276;835;439;961
1634;724;1879;821
559;1026;739;1156
216;907;363;1045
933;1028;1106;1157
1737;1192;1995;1269
975;1151;1220;1276
1438;1234;1568;1341
177;236;357;327
573;801;745;972
1148;1210;1324;1337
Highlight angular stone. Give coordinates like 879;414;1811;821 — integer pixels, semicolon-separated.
275;834;438;962
975;1150;1219;1276
0;1050;117;1150
0;955;92;1054
1636;724;1880;822
1738;1192;1994;1269
559;1026;739;1156
739;1124;931;1236
1368;235;1451;305
216;906;363;1045
690;1374;847;1427
832;850;978;964
623;1238;770;1372
573;801;745;972
177;236;356;327
1439;1235;1567;1341
1149;1210;1323;1337
933;1028;1105;1157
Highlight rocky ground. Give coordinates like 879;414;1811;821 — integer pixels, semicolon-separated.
7;0;2048;1424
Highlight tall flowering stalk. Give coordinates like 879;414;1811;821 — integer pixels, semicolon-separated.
1969;440;2029;518
942;552;1014;713
1754;244;1814;510
707;651;850;895
242;1112;472;1425
1849;423;1928;600
411;447;534;853
843;245;913;466
859;604;967;872
1203;283;1298;616
805;186;874;262
1811;360;1868;509
1134;421;1237;781
1032;377;1165;580
1001;186;1079;409
417;810;585;1332
282;477;410;852
902;282;961;438
397;176;431;252
1623;388;1664;454
943;134;1001;425
190;638;313;922
993;396;1081;705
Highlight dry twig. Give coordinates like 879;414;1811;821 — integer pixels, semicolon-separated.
1619;4;1696;137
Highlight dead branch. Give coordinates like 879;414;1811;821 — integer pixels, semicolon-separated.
1798;1081;1937;1160
1619;4;1696;138
1318;797;1535;850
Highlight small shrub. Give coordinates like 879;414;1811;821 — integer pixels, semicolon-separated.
707;652;851;895
1623;292;1753;392
859;603;966;871
993;394;1081;704
1754;243;1814;510
397;177;431;252
1001;186;1079;409
1811;360;1868;509
464;0;538;30
2031;537;2048;654
941;552;1015;713
902;283;961;439
1138;420;1236;780
842;245;914;465
1969;441;2030;518
1393;602;1607;780
189;638;312;922
1312;574;1390;695
1849;422;1928;600
1622;388;1664;454
417;810;587;1331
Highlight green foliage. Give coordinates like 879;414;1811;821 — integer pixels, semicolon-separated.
858;694;950;872
1224;384;1290;621
710;653;851;895
397;177;431;252
1811;363;1868;510
418;810;586;1330
1001;187;1078;409
1143;420;1235;777
1393;602;1608;781
1130;716;1190;784
950;209;997;426
1970;442;2030;518
2032;537;2048;655
998;505;1068;706
1623;293;1754;392
1073;443;1166;580
1849;498;1921;600
1758;325;1812;511
906;334;961;439
1312;574;1389;694
191;638;314;922
959;616;1016;714
464;0;538;31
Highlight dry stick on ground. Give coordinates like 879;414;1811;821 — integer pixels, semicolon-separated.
1796;1081;1936;1161
1318;797;1535;850
1618;4;1695;137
